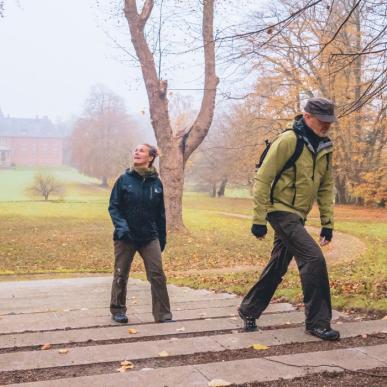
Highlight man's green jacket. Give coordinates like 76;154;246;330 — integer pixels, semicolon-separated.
253;122;334;229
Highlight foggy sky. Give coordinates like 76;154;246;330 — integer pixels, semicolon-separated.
0;0;150;121
0;0;263;124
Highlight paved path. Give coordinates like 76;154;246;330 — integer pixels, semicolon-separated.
214;211;367;264
0;277;385;386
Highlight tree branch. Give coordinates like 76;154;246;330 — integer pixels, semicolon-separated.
183;0;219;162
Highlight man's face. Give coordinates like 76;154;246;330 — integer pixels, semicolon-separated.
303;113;332;137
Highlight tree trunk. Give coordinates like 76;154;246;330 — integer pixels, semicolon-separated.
159;139;185;231
124;0;218;231
211;182;217;197
101;176;108;187
217;177;228;197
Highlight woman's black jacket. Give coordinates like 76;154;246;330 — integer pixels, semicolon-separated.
108;168;166;248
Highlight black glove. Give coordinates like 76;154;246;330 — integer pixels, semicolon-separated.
251;224;267;238
159;238;166;252
320;227;333;242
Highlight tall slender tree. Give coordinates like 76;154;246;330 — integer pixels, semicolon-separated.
123;0;219;230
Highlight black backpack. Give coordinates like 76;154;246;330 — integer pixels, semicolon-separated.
256;128;305;205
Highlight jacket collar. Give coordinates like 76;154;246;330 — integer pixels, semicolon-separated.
293;116;333;154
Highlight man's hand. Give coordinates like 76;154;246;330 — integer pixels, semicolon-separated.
251;224;267;239
319;227;333;246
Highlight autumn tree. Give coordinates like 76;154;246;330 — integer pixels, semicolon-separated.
222;0;386;205
71;85;140;186
123;0;218;230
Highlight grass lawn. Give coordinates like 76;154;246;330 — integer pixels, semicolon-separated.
0;168;386;313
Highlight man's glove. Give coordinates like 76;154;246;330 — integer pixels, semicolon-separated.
251;224;267;239
159;238;166;252
320;227;333;242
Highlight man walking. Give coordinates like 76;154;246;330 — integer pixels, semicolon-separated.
239;97;340;341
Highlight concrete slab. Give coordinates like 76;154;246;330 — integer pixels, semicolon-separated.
195;345;387;384
1;319;385;373
0;336;225;372
11;344;386;387
0;317;242;349
213;319;387;349
354;343;387;364
7;365;208;387
0;305;300;334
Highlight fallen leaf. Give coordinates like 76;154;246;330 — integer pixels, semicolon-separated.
229;317;237;321
208;379;232;386
40;343;51;350
251;343;269;350
120;360;134;367
382;315;387;320
58;348;69;354
116;360;134;372
159;351;169;357
131;300;138;305
127;328;137;334
176;327;185;332
361;334;367;339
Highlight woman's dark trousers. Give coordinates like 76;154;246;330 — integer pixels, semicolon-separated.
110;239;172;322
240;211;332;330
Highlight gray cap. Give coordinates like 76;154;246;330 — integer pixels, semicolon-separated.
304;97;336;123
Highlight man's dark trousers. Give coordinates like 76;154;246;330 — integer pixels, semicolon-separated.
240;211;332;330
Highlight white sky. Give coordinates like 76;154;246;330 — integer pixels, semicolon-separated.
0;0;264;122
0;0;150;120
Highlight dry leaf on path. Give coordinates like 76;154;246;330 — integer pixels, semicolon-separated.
382;315;387;320
208;379;232;386
40;343;51;350
251;343;269;350
127;328;137;334
58;348;69;354
120;360;134;367
116;360;134;372
158;351;169;357
176;327;185;332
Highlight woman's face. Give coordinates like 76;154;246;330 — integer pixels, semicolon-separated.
133;144;153;167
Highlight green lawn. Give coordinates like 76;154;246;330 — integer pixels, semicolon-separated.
0;168;386;313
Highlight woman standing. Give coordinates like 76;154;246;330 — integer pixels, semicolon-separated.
108;144;172;324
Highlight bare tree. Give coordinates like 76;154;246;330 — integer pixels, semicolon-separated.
27;173;65;201
71;85;140;186
123;0;219;230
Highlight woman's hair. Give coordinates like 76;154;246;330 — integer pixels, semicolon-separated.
143;144;159;167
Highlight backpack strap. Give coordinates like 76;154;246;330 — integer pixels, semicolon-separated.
256;139;271;170
269;131;304;205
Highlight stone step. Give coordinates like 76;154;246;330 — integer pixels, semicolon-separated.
0;307;309;349
0;303;298;334
0;319;384;372
1;298;295;317
6;343;387;387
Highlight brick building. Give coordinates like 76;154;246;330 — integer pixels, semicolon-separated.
0;112;66;167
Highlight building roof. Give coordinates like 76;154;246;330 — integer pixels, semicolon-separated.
0;115;66;138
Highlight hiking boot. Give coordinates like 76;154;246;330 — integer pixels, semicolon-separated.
112;312;128;324
306;327;340;341
238;307;257;332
